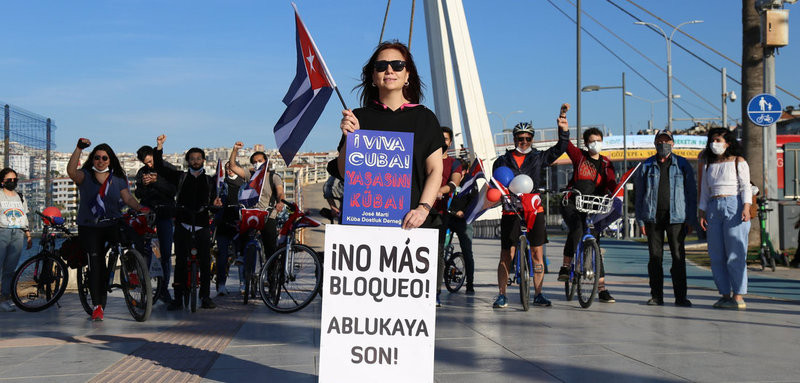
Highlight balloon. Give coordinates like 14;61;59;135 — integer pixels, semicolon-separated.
493;166;514;187
487;188;502;203
509;174;534;194
42;206;63;225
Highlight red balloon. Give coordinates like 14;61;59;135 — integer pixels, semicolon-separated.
487;188;502;203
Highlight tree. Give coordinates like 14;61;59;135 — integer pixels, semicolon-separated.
742;0;762;246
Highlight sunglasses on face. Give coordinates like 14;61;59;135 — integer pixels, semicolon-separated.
94;155;109;161
515;136;532;142
374;60;406;72
3;178;17;182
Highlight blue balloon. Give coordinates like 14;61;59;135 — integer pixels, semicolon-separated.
493;166;515;187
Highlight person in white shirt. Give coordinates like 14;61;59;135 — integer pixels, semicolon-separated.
698;128;751;310
0;168;32;312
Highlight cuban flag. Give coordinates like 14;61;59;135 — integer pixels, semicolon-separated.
239;162;267;208
215;158;226;198
456;158;485;197
89;173;112;219
611;162;641;199
273;3;335;165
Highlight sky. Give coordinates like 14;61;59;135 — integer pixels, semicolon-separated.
2;1;800;158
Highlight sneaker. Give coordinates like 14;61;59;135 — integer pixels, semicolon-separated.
533;293;552;307
0;300;16;312
201;297;217;309
557;266;570;282
598;290;616;303
647;297;664;306
216;285;228;297
674;298;692;307
712;297;730;308
719;298;745;310
90;305;104;321
465;285;475;295
492;294;508;308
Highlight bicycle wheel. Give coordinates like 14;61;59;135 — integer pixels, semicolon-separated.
120;249;153;322
518;236;530;311
259;244;322;313
444;252;465;293
565;264;577;301
190;261;198;313
11;253;69;312
77;265;93;316
577;239;600;309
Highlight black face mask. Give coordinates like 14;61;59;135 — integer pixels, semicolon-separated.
3;180;17;191
656;143;672;158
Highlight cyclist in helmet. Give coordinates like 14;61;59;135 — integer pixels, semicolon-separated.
492;106;571;309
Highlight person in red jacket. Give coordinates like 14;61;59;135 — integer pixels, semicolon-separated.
558;127;620;303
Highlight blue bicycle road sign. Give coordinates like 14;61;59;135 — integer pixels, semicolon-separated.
747;93;782;127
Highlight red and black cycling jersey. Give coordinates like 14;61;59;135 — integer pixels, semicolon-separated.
565;141;617;196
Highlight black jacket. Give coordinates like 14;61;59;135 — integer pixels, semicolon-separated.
153;149;218;228
135;165;177;217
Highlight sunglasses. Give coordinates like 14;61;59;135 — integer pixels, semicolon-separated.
515;136;533;142
94;155;109;161
3;178;17;182
374;60;406;72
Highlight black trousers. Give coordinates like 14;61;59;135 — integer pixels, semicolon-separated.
560;201;605;277
173;225;212;299
79;225;119;308
645;214;688;300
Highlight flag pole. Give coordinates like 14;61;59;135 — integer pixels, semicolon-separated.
292;2;348;110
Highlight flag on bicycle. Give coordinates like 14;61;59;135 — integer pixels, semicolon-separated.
273;2;336;166
611;162;641;199
464;183;500;224
89;171;112;219
239;161;268;208
215;158;226;198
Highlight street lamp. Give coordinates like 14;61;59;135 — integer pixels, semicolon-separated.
488;110;524;145
625;92;676;131
635;19;703;131
582;72;629;238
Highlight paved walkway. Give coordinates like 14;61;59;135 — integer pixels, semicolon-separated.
1;182;799;382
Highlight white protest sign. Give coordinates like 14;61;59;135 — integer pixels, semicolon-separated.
319;224;438;383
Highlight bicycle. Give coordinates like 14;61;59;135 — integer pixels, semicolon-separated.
754;197;789;271
10;212;71;312
258;199;322;313
562;189;614;309
173;205;212;313
77;212;154;322
238;207;271;304
125;210;165;304
442;228;465;293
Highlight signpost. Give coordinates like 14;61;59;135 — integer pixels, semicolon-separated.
747;93;782;127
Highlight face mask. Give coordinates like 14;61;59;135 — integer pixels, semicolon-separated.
587;141;602;154
92;166;110;173
3;180;17;191
656;143;672;158
710;142;727;156
227;174;238;180
515;146;532;154
253;161;265;170
189;167;205;176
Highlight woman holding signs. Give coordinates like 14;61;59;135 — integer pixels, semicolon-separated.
337;40;445;297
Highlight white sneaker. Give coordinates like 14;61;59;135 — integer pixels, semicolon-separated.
0;300;15;312
216;285;229;297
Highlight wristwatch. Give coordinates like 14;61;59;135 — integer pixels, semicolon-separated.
418;202;432;211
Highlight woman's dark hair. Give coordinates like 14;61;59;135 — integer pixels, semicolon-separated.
583;127;604;144
184;147;206;162
0;168;17;181
701;127;745;165
136;145;154;162
81;143;126;178
356;40;423;107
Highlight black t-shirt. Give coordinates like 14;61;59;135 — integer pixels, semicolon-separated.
657;156;671;213
338;102;444;211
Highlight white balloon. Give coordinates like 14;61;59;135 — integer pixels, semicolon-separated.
509;174;534;194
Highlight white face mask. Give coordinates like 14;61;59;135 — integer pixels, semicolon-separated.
253;161;265;170
227;174;238;180
92;166;110;173
189;167;205;177
587;141;602;154
515;146;532;154
711;142;727;156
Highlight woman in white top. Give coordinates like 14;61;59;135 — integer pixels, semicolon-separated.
698;128;751;310
0;168;33;312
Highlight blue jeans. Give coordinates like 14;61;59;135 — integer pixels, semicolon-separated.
215;233;242;288
156;217;174;294
0;228;24;297
706;196;750;295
